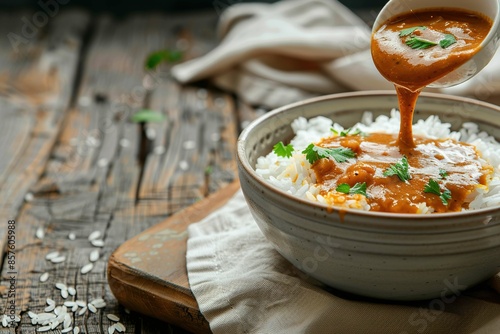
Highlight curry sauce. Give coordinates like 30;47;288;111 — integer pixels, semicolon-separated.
312;133;492;213
371;8;492;147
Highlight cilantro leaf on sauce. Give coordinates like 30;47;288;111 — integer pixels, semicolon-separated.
336;182;368;197
383;156;411;182
273;141;295;158
440;34;457;48
331;127;367;137
424;179;452;205
399;26;456;50
399;26;426;37
405;37;438;49
302;144;356;164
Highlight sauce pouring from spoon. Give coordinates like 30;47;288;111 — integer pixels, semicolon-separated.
371;0;500;149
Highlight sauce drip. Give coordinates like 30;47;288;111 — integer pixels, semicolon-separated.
371;8;492;148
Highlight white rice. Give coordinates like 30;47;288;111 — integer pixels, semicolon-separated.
255;109;500;212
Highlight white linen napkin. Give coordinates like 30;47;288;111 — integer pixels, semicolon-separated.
171;0;388;108
186;189;500;334
171;0;500;108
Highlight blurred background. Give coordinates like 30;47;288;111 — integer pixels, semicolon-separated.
0;0;387;14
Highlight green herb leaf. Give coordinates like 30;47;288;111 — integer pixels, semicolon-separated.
350;182;368;196
383;156;411;182
131;109;166;123
331;127;367;137
336;182;368;197
302;144;355;164
399;26;426;37
440;34;457;48
273;141;294;158
439;169;449;179
145;49;183;70
424;178;441;196
336;183;351;194
405;37;438;49
440;189;452;205
424;178;452;205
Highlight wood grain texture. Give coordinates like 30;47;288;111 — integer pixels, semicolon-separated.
0;9;246;334
108;181;240;334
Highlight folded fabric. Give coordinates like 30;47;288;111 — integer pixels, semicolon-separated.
171;0;377;108
186;189;500;334
171;0;500;109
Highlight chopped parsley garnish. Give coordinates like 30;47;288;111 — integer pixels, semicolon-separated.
439;34;457;48
424;179;452;205
400;26;457;50
145;49;183;70
399;26;426;37
273;141;294;158
336;182;368;197
439;169;449;179
302;144;355;164
331;127;367;137
131;109;166;123
383;156;411;182
405;37;438;49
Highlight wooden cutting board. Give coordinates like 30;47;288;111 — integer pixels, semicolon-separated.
107;181;240;334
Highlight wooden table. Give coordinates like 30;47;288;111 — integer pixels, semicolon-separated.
2;6;499;334
0;8;261;333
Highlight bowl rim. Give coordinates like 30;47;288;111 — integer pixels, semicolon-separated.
237;90;500;224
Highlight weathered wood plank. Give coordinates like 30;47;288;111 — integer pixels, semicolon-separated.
0;9;238;334
0;10;89;214
0;10;91;333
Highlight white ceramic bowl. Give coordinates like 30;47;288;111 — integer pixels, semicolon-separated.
372;0;500;88
237;91;500;301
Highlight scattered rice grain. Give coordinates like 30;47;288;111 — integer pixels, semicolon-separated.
63;313;72;328
36;227;45;239
106;314;120;322
77;306;87;316
88;303;97;313
37;325;52;332
90;298;106;308
55;283;67;290
51;256;66;263
44;304;55;312
68;287;76;296
40;272;49;282
88;231;101;241
50;321;60;329
81;263;94;274
114;322;126;332
91;239;105;247
75;300;86;307
46;252;60;260
24;192;34;202
89;250;100;262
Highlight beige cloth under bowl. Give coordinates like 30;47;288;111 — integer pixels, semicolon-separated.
187;190;500;334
